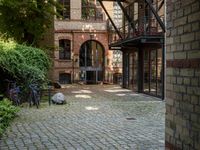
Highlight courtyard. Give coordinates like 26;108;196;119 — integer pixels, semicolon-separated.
0;85;165;150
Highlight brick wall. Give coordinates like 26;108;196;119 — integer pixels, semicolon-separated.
41;0;119;82
71;0;81;20
52;31;114;82
54;20;107;31
166;0;200;149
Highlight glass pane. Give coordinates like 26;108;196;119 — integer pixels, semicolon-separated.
59;73;71;84
86;71;96;84
98;71;103;81
58;0;70;19
59;40;70;60
59;50;64;59
91;41;96;66
157;48;163;96
86;41;92;66
124;53;129;88
129;53;133;89
97;44;103;67
150;49;157;95
133;51;138;91
80;41;104;67
143;50;149;92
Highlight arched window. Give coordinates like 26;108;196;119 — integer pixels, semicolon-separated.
79;40;104;83
59;39;71;60
58;0;70;19
79;40;104;67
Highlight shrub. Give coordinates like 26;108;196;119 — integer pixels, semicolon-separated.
0;99;19;136
0;40;51;84
0;40;51;99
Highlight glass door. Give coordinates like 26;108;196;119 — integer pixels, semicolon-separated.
150;49;157;95
143;49;150;93
133;51;138;91
157;48;163;97
129;53;134;89
143;48;163;97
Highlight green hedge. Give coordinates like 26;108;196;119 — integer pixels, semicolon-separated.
0;99;19;136
0;40;51;85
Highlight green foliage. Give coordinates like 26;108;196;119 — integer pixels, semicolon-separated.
0;0;58;45
0;98;19;136
0;40;51;86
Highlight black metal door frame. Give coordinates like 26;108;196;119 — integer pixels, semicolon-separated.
140;45;164;99
80;40;105;84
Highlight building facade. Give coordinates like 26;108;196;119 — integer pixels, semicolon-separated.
45;0;122;84
165;0;200;149
100;0;165;98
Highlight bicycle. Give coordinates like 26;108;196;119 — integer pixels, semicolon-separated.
28;84;41;108
5;79;21;106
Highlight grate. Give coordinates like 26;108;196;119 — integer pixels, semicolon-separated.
126;117;136;120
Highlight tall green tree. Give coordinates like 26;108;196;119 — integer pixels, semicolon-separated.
0;0;58;45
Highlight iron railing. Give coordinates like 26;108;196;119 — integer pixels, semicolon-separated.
108;16;165;44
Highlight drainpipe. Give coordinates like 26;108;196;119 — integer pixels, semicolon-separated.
72;30;75;83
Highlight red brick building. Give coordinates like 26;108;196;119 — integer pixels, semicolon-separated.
43;0;122;84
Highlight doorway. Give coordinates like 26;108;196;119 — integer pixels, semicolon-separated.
123;50;138;91
143;48;163;97
79;40;104;84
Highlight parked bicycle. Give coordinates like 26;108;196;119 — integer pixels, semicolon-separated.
28;84;41;108
5;79;21;106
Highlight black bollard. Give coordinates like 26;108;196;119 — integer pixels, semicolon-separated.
48;83;51;106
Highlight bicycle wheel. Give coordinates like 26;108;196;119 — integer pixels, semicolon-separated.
33;91;39;109
13;94;20;106
29;92;33;107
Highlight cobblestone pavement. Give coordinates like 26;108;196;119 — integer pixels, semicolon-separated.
0;85;165;150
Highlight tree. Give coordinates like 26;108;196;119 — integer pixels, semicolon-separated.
0;0;58;45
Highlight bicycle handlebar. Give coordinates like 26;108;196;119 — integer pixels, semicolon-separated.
4;79;15;83
29;84;40;91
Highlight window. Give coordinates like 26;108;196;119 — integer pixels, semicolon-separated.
79;40;104;67
112;50;122;67
59;39;71;60
79;40;104;83
82;0;103;21
59;73;71;84
58;0;70;19
143;48;163;97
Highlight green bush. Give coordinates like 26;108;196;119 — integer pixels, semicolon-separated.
0;99;19;136
0;40;51;85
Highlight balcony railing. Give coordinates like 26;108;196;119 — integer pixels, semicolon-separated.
108;16;164;44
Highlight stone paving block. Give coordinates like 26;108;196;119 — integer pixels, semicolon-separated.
0;85;165;150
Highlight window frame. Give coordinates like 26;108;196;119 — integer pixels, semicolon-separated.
58;0;70;20
81;0;103;21
59;39;71;60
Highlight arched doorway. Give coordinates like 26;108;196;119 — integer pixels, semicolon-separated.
79;40;104;84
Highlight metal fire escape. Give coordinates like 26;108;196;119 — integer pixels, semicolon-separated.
98;0;165;47
98;0;165;99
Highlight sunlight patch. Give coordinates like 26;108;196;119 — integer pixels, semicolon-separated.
112;87;121;89
75;95;91;99
85;106;99;111
104;89;131;93
116;94;126;96
158;140;165;143
130;93;140;96
72;90;92;94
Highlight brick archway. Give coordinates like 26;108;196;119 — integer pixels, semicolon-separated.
79;40;105;84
